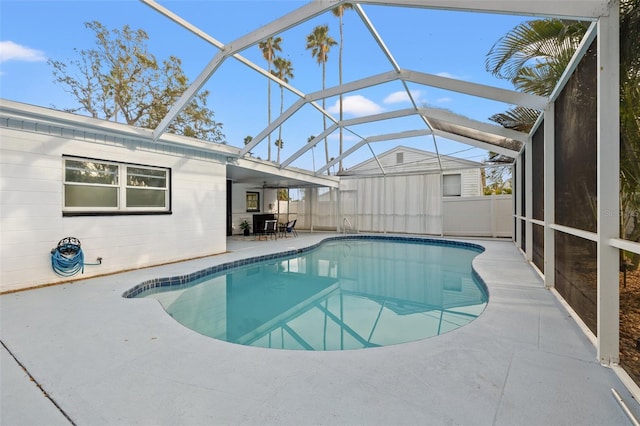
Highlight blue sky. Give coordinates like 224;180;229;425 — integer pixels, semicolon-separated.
0;0;533;172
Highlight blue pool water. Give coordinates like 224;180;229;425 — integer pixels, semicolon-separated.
129;237;488;350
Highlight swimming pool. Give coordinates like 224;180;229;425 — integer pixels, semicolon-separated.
125;236;488;350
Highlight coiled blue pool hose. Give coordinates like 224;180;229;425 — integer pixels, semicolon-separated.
50;238;102;277
51;243;85;277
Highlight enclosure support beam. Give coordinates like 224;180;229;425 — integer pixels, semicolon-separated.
543;103;555;288
525;136;533;262
596;2;620;367
515;155;522;249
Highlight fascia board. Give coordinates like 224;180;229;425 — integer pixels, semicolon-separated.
356;0;607;20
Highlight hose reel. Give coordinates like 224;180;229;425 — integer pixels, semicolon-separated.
50;237;102;277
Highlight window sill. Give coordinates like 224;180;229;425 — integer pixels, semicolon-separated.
63;211;172;217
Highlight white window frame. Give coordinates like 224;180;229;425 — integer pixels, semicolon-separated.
63;156;171;215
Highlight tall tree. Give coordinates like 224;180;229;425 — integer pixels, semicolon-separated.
332;3;353;172
258;36;283;162
271;56;294;164
308;135;317;170
485;18;588;131
274;139;284;162
486;0;640;245
619;0;640;246
48;21;224;142
306;25;337;173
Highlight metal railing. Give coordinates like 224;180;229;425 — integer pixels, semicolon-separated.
343;216;354;235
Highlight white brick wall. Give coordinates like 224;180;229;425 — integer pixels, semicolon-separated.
1;113;227;292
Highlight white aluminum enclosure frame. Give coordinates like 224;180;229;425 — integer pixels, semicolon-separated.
141;0;556;175
140;0;635;397
515;0;636;399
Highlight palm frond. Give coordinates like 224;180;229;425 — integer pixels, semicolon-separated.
488;107;540;132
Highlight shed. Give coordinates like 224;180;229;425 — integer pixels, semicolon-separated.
341;146;483;197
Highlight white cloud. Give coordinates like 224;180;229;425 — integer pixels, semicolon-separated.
328;133;359;142
436;97;452;103
436;71;467;81
327;95;383;117
383;90;425;105
0;41;46;63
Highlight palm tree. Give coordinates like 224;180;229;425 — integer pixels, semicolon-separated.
332;3;353;172
258;36;282;162
485;19;588;131
274;138;284;163
306;25;337;174
486;1;640;245
308;135;317;170
487;106;542;132
271;56;294;164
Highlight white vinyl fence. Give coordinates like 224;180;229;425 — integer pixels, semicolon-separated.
442;195;512;238
288;175;512;238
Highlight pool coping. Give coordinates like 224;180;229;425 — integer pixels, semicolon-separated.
2;232;639;425
122;234;487;299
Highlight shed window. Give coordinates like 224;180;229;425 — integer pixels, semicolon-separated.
63;157;170;215
396;152;404;164
443;174;462;196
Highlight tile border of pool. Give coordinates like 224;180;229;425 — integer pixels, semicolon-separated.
3;234;638;425
122;235;487;299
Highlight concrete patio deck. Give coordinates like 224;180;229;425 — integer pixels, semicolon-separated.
1;233;639;425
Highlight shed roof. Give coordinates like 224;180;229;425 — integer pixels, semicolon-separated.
342;145;482;176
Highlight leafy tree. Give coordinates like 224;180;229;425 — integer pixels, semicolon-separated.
48;21;224;142
271;56;294;164
243;135;254;156
278;188;289;201
258;36;282;162
483;152;512;195
619;0;640;249
306;25;337;173
332;3;354;172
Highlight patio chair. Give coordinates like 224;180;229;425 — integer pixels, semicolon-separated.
284;219;298;237
257;219;278;240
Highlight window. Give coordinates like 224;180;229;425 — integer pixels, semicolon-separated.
246;192;260;212
63;157;170;215
396;152;404;164
443;174;462;196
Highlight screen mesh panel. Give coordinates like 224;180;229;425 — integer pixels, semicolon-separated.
532;223;544;273
555;231;597;334
554;40;597;233
532;121;544;221
521;151;526;253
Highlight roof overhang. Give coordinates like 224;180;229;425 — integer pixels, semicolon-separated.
228;157;340;188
